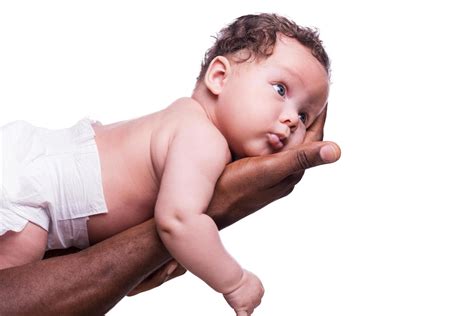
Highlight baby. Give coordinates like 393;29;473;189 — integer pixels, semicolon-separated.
0;13;330;315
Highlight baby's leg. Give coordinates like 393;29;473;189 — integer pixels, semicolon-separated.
0;222;47;270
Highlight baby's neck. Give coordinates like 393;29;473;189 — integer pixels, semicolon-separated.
191;85;239;161
191;84;219;130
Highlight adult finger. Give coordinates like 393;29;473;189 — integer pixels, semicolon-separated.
261;141;341;183
266;171;304;196
127;260;185;296
304;105;327;143
279;170;304;188
127;268;167;296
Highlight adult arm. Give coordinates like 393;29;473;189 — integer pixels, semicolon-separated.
0;110;340;315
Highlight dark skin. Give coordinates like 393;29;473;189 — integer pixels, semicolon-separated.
0;108;340;315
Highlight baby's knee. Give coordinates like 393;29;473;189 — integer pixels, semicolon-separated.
0;223;47;270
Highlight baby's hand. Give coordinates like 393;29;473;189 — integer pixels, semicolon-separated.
223;270;264;316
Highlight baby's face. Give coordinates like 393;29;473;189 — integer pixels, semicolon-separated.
214;35;329;159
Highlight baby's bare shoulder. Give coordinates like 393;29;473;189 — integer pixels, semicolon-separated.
169;98;230;159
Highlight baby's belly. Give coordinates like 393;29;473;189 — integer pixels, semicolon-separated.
86;199;156;245
86;162;158;244
88;118;162;245
86;144;159;245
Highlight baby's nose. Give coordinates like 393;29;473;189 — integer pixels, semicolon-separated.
280;110;299;132
285;115;299;132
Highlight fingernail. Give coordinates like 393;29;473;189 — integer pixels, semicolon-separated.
320;144;339;162
166;262;178;276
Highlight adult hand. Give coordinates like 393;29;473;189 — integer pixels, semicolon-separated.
209;105;340;230
128;106;340;296
304;104;328;143
109;105;341;299
127;106;341;296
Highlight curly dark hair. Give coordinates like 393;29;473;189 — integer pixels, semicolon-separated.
197;13;330;81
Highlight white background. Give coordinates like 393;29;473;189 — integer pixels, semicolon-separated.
1;1;473;315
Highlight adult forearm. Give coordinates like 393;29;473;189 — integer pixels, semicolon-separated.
0;220;169;315
0;203;254;315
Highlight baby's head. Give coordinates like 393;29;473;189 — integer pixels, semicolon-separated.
194;13;331;159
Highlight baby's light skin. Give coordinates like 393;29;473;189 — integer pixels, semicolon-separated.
0;95;340;314
0;35;331;316
167;36;328;315
151;36;329;315
90;35;330;316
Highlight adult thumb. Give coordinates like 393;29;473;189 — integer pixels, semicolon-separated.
277;141;341;175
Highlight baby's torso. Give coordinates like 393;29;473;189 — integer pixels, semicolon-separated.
87;97;211;244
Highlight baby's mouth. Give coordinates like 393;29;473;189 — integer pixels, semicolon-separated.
267;133;285;150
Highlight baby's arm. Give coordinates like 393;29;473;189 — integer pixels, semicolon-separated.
154;120;263;313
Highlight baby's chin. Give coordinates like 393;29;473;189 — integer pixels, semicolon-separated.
231;146;271;160
232;137;304;159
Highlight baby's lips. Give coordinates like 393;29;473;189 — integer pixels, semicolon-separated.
267;133;284;150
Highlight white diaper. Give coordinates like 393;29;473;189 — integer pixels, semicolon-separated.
0;118;108;250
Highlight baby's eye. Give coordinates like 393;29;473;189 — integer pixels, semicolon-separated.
298;112;308;124
272;83;286;97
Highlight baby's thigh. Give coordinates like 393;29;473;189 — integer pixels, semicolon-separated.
0;222;47;270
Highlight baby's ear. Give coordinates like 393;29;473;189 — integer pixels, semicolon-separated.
204;56;231;95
